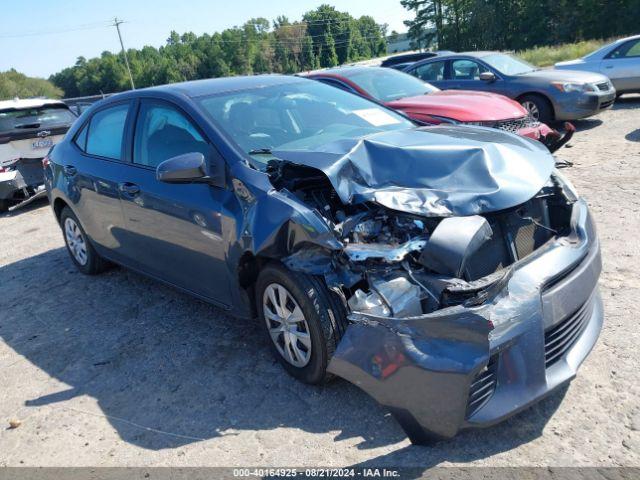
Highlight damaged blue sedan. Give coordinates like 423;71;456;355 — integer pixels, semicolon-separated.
44;75;603;443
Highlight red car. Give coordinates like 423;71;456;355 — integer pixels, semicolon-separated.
304;66;573;152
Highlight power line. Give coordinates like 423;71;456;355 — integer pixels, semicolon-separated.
0;21;111;39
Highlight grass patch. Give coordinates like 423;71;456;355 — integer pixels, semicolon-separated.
517;39;616;67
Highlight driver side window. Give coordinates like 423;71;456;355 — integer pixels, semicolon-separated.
451;59;488;80
133;102;207;168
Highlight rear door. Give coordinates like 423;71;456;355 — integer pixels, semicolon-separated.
116;98;232;304
64;101;132;261
600;38;640;92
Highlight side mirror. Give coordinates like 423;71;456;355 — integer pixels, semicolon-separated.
479;72;496;82
156;152;209;183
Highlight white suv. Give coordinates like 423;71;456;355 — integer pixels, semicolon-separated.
0;98;76;212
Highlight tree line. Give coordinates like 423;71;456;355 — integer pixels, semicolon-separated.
50;4;387;98
0;69;63;100
401;0;640;51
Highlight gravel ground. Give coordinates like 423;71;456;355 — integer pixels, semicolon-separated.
0;97;639;469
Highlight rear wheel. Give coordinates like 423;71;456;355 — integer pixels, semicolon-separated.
256;263;348;384
520;94;553;124
60;206;109;275
0;200;9;213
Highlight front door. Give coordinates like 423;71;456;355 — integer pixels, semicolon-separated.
600;38;640;92
408;60;449;89
117;99;232;305
447;59;502;94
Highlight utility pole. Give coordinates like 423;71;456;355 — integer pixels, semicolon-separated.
113;17;135;90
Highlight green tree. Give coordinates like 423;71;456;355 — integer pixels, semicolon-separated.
0;69;63;100
48;4;389;96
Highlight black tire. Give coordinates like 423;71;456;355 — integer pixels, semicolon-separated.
519;94;554;124
60;206;109;275
256;263;348;385
0;199;9;213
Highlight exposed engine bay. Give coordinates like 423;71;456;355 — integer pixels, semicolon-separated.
268;159;576;319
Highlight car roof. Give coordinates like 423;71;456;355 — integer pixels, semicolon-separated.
0;98;68;111
406;51;506;67
107;74;305;102
612;34;640;44
380;52;438;66
306;66;388;78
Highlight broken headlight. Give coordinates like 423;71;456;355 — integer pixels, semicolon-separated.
553;169;579;202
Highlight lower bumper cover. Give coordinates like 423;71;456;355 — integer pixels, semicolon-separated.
0;158;45;201
328;199;602;443
555;91;616;120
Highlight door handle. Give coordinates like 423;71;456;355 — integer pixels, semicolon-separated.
63;165;77;176
118;182;140;196
605;65;614;69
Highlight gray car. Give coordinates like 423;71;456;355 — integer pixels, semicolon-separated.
44;75;603;443
555;34;640;95
404;52;616;124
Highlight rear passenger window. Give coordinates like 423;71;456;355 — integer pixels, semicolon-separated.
85;104;129;160
412;61;445;81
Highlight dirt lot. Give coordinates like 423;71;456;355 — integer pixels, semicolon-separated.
1;97;639;469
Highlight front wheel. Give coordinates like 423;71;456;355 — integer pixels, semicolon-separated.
520;94;553;124
60;206;109;275
256;263;348;384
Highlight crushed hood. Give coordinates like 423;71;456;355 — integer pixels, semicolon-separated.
387;90;527;122
273;125;555;217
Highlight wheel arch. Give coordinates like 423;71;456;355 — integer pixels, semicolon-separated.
52;197;70;224
516;92;555;120
237;252;279;318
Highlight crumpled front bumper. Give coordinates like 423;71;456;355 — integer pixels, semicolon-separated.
518;122;575;153
328;199;602;443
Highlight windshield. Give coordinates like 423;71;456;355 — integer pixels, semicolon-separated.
584;42;615;60
481;53;537;75
0;105;76;133
197;80;414;166
342;68;439;102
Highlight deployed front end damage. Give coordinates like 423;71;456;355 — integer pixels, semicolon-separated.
253;126;602;443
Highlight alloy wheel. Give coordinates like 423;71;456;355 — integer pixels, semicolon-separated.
64;217;88;266
262;283;312;367
521;100;540;120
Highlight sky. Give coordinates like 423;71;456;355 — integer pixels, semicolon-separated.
0;0;412;79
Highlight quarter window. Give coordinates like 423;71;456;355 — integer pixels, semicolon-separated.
74;123;89;151
133;102;208;168
412;61;446;81
85;104;129;160
451;59;488;80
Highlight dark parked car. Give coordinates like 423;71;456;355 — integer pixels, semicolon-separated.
404;51;616;123
380;51;453;70
45;75;603;443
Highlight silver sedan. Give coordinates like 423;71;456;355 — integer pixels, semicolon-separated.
555;34;640;95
